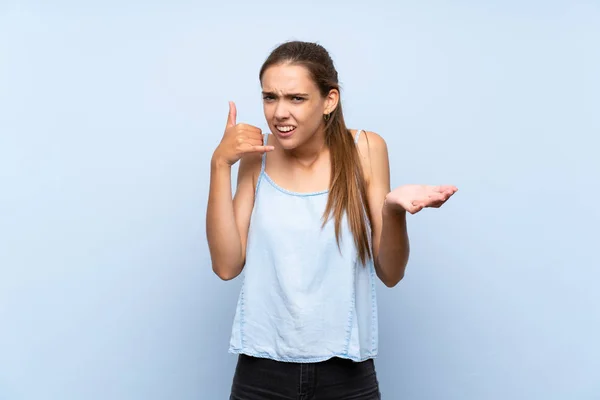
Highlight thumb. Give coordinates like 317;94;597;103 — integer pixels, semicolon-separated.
226;101;237;128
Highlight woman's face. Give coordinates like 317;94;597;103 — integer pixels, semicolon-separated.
261;63;337;150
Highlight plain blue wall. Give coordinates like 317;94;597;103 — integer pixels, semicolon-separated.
1;1;599;399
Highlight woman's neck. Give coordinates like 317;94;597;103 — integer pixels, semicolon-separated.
282;128;328;168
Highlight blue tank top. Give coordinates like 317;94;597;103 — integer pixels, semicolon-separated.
228;130;378;363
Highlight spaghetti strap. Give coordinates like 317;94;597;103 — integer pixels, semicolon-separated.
354;129;363;144
260;133;268;173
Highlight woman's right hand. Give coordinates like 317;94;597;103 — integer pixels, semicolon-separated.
212;101;274;167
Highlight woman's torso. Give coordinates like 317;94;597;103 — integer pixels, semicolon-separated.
228;130;379;363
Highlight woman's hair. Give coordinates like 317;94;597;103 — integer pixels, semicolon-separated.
259;41;373;265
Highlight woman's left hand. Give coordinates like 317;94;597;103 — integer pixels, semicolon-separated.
385;184;458;214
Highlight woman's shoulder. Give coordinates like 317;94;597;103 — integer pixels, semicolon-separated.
348;129;388;162
348;129;387;153
237;141;266;192
348;129;389;185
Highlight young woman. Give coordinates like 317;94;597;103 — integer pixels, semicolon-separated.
206;41;457;399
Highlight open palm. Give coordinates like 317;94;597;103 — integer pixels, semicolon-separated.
386;184;458;214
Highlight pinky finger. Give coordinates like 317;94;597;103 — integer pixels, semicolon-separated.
250;145;275;153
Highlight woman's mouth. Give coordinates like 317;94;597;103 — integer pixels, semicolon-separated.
275;125;296;138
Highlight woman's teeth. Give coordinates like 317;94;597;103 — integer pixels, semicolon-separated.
277;126;296;132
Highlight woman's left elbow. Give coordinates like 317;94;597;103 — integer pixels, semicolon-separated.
376;264;405;287
382;273;404;288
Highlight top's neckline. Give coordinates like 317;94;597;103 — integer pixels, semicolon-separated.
261;171;329;197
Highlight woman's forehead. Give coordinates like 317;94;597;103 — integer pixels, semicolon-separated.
261;64;317;92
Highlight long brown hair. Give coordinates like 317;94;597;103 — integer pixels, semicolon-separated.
259;41;373;265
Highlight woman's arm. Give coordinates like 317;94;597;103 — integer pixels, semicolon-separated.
206;153;261;280
356;131;409;287
206;102;272;280
357;131;458;287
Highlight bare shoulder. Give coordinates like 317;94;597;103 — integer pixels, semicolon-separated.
349;129;390;185
237;138;265;191
239;149;263;173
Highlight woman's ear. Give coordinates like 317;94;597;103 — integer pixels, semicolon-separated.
324;88;340;115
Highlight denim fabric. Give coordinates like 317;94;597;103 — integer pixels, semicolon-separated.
229;354;381;400
229;130;378;363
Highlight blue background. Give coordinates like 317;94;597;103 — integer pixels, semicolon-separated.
1;1;599;399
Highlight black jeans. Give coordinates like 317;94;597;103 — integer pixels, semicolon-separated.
229;354;381;400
